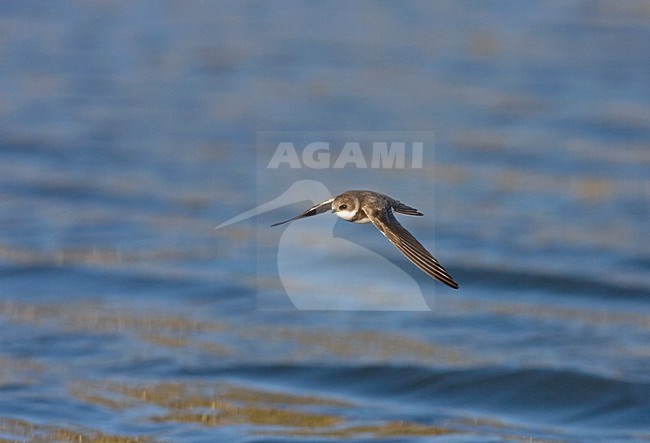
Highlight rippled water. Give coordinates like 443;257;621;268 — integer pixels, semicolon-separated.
1;2;649;442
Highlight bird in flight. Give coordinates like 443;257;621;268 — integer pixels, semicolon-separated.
272;190;459;289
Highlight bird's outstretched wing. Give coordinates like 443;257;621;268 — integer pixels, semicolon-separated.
270;198;334;227
366;206;459;289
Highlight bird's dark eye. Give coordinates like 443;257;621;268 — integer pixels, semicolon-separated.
339;204;347;210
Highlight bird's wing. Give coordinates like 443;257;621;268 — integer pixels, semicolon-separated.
366;206;459;289
270;198;334;227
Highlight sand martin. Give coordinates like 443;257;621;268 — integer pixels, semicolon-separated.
272;190;459;289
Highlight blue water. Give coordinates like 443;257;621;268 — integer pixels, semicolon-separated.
1;1;649;442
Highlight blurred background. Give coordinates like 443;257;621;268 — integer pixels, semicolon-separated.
0;1;649;442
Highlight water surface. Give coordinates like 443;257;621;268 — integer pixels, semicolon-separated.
1;2;649;442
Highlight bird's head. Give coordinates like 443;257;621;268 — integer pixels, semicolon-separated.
331;194;358;221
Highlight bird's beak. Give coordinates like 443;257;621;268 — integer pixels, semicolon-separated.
331;208;336;213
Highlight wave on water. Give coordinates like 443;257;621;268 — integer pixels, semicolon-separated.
455;264;650;301
185;364;650;433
